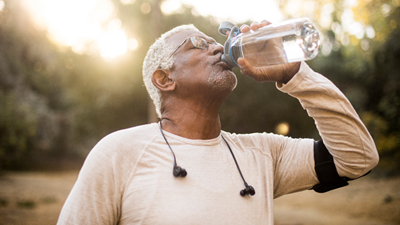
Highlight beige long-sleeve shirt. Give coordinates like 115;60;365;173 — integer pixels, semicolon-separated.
57;62;378;225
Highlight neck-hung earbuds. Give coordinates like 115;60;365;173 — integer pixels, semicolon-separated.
159;123;187;177
158;122;255;196
221;134;256;196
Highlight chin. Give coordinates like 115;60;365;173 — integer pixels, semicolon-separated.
207;70;237;91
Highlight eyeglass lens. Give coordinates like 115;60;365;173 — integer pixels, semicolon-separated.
190;37;219;49
168;36;220;60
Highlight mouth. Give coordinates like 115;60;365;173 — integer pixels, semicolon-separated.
214;58;233;71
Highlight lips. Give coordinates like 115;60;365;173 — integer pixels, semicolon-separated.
217;61;233;70
213;56;233;71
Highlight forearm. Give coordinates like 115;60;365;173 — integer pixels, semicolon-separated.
277;62;379;179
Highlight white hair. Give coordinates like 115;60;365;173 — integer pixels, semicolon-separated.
142;24;199;118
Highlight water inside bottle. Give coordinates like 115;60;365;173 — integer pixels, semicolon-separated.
284;22;320;62
241;21;320;67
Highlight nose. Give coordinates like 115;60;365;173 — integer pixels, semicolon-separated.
210;43;223;56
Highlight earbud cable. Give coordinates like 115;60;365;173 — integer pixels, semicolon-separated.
159;122;177;167
159;122;253;193
221;134;250;187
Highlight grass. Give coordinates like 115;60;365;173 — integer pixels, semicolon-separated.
17;200;36;209
0;198;8;207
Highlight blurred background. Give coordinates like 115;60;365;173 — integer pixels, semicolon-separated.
0;0;399;224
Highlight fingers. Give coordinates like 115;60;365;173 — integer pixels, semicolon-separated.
250;22;260;31
260;20;272;28
240;20;272;33
241;22;260;33
240;24;251;33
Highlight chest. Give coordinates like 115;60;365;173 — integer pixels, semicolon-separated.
118;143;275;225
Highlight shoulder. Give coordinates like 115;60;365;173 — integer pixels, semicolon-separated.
222;130;313;156
99;123;159;146
87;123;160;162
222;130;288;146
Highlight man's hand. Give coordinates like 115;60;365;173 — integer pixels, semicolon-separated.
238;20;301;84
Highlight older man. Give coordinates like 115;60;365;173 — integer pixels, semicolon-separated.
58;21;379;225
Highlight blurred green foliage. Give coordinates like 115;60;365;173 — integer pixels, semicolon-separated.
0;0;398;175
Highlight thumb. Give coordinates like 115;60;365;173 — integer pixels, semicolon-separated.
238;58;267;81
238;58;254;75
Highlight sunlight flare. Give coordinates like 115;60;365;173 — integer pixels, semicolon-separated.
22;0;131;59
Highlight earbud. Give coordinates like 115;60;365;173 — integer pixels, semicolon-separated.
173;166;187;177
240;185;255;196
159;123;255;197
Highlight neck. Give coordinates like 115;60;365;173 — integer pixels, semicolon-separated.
160;104;222;140
159;81;233;139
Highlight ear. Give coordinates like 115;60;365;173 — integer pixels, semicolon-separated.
152;69;176;92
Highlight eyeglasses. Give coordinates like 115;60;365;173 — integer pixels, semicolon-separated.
168;36;221;59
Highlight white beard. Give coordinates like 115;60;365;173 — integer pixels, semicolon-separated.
206;68;237;91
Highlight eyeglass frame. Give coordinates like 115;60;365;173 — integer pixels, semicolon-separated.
167;36;221;59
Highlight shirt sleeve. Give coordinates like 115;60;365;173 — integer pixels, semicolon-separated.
57;132;134;225
270;134;317;198
277;62;379;179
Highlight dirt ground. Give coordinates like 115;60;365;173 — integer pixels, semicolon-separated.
0;170;399;225
274;176;400;225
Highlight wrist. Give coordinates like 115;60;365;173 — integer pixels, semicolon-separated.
282;62;301;84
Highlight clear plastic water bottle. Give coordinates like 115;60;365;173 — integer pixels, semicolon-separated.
219;17;320;68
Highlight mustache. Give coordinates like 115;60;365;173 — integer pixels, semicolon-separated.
205;52;233;71
210;54;222;65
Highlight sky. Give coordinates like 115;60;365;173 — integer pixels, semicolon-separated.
19;0;283;59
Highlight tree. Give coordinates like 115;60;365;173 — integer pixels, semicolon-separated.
279;0;400;175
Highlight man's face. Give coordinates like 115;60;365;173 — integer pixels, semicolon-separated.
166;30;237;97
